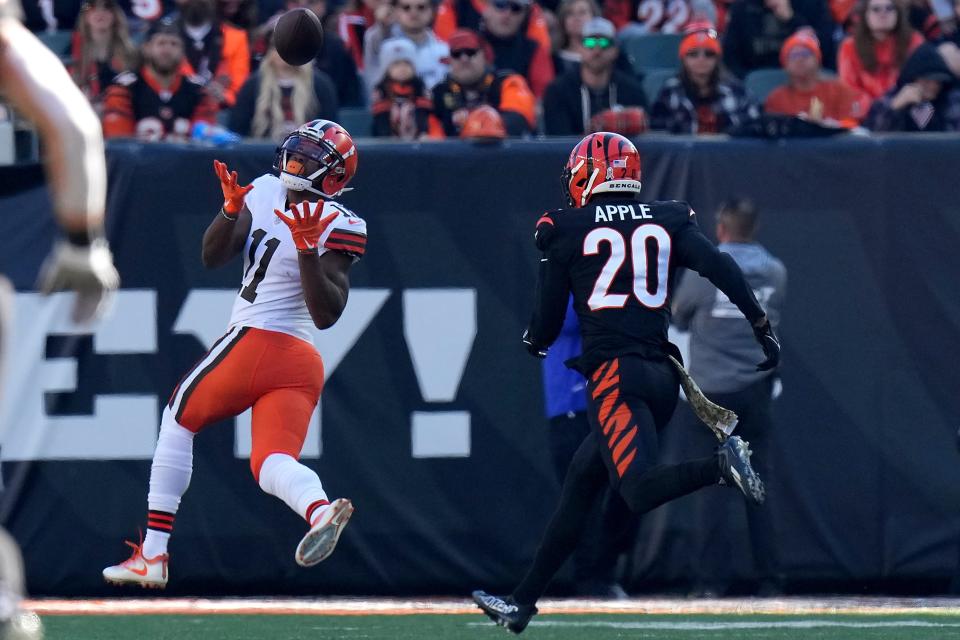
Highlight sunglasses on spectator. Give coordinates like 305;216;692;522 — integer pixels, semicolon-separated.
868;4;896;13
788;48;815;60
492;0;526;13
582;36;613;49
685;48;717;58
398;2;429;11
451;48;480;59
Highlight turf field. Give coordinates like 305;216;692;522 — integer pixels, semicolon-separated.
31;597;960;640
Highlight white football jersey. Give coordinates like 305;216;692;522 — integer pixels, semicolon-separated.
227;174;368;342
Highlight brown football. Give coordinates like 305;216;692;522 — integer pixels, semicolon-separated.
273;8;324;66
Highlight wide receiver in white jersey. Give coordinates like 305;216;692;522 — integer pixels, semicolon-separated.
103;119;366;588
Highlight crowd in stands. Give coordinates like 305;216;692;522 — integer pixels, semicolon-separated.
19;0;960;141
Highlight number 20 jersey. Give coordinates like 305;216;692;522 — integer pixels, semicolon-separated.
536;199;722;372
227;174;368;343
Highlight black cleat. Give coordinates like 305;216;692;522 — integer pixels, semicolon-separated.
717;435;765;505
472;590;538;634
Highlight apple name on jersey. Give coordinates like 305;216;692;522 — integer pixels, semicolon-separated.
227;174;367;342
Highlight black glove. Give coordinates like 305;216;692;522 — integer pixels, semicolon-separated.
522;328;547;359
753;317;780;371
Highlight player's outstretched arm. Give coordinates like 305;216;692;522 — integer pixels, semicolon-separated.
274;202;350;329
677;225;780;370
202;160;253;268
524;252;569;358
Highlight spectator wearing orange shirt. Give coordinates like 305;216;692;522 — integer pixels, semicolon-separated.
838;0;923;100
766;29;868;125
175;0;250;107
481;0;555;97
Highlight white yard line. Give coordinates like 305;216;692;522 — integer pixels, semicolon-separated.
23;596;960;617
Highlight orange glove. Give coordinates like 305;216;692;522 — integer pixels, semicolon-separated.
214;159;254;217
274;201;339;253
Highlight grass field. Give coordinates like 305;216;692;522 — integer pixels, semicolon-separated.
29;597;960;640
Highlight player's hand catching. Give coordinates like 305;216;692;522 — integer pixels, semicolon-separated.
752;317;781;372
214;159;253;217
274;201;339;253
37;238;120;324
522;328;547;359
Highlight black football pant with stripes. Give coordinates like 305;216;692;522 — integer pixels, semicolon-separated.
512;356;721;605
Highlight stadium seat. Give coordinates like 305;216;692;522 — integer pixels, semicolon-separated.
336;107;372;137
36;30;72;58
642;68;677;104
744;68;788;103
620;33;682;75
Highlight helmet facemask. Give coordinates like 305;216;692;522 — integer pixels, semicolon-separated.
276;135;347;197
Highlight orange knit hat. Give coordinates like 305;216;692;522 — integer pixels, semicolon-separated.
679;22;721;58
780;28;822;67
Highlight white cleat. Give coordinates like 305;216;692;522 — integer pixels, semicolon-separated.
295;498;354;567
102;539;168;589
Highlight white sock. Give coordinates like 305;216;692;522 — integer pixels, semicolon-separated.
143;408;195;558
257;453;329;525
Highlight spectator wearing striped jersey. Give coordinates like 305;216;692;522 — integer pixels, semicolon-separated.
431;28;537;135
102;17;218;140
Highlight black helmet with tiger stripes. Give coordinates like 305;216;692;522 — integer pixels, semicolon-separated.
561;132;642;207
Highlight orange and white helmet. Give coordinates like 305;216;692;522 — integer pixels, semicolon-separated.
273;119;358;197
561;132;642;207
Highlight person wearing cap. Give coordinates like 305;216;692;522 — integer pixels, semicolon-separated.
69;0;138;113
479;0;555;97
722;0;836;79
766;28;868;126
228;34;339;141
865;42;960;131
543;17;647;135
430;28;537;136
650;23;760;134
362;0;450;93
173;0;250;107
370;37;440;138
101;17;219;140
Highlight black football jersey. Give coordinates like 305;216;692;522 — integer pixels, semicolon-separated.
529;197;765;376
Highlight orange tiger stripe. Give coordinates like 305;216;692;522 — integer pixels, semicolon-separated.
616;449;637;478
611;425;637;465
598;387;619;424
603;403;631;437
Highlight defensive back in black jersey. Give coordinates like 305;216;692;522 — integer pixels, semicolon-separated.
527;195;767;377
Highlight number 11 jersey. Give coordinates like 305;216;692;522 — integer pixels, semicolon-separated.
228;174;368;343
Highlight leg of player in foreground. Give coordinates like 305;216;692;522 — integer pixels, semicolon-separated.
474;357;764;633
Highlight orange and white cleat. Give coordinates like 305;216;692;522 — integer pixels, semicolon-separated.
102;538;168;589
295;498;354;567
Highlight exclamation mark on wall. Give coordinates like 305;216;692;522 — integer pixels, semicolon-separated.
403;289;477;458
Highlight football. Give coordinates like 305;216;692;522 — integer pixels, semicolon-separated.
273;8;324;66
